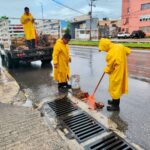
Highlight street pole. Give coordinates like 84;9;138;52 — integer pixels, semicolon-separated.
40;3;44;32
89;0;92;40
89;0;96;40
40;3;44;20
59;21;62;38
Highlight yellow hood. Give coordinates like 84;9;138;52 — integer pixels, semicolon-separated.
56;39;64;45
98;38;113;52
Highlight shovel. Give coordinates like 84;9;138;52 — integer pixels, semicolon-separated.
88;72;105;109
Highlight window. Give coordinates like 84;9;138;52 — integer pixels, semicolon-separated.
141;3;150;10
80;30;84;34
125;18;129;24
86;31;90;34
126;28;129;33
127;8;130;13
140;16;150;22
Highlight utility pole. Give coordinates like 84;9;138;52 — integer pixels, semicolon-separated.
58;21;61;38
40;3;44;31
89;0;96;40
59;21;62;38
40;3;44;20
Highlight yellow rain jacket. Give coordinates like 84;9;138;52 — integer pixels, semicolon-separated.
21;13;35;40
99;38;131;99
53;39;71;83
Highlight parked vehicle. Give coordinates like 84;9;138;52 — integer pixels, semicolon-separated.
117;32;130;39
130;30;145;38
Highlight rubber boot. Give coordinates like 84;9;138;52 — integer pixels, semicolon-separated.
58;83;63;90
108;99;115;105
107;99;120;111
58;83;68;93
64;82;72;89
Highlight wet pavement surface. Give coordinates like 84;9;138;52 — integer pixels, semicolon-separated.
128;51;150;80
0;46;150;150
7;62;57;103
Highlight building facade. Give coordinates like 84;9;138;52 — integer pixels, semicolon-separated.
98;18;121;38
70;15;99;40
35;20;67;38
122;0;150;35
35;20;60;38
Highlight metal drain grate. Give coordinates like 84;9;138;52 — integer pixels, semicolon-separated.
85;133;136;150
48;98;79;116
63;112;105;143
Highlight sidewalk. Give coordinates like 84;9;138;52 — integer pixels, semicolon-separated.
0;103;68;150
0;69;69;150
0;69;20;104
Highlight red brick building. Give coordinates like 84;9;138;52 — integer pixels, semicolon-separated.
121;0;150;35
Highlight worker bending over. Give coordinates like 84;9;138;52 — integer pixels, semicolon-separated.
99;38;131;111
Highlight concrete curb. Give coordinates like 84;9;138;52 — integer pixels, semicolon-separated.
129;75;150;83
68;93;144;150
39;93;144;150
38;95;83;150
0;68;20;104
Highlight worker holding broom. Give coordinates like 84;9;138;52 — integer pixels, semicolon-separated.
21;7;36;49
99;38;131;111
53;33;72;91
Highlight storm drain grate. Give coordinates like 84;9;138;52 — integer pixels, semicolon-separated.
48;98;79;116
63;112;105;143
85;133;136;150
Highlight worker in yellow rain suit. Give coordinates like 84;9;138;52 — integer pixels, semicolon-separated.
99;38;131;111
53;34;72;91
21;7;36;49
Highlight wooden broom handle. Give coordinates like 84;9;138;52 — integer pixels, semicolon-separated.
92;72;105;96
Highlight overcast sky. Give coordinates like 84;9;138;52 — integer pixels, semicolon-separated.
0;0;122;21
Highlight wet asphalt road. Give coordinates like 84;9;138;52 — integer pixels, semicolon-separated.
1;46;150;150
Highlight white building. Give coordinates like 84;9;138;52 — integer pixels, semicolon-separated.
70;15;99;40
0;19;24;48
35;20;61;38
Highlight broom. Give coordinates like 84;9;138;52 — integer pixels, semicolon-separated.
88;72;105;109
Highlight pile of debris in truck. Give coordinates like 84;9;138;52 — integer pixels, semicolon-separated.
10;34;56;50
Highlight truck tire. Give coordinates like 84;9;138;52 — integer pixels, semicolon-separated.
13;60;19;68
41;59;51;64
5;54;13;69
0;54;5;60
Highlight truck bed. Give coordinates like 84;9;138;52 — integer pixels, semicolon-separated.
11;47;53;62
0;47;53;68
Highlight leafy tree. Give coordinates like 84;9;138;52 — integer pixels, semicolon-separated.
0;16;8;20
65;21;71;34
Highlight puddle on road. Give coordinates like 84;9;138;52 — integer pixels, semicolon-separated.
107;112;128;133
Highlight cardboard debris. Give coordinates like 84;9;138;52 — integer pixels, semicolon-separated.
72;89;89;100
38;34;56;48
10;34;56;50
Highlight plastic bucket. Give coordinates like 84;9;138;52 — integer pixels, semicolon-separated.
70;74;80;90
